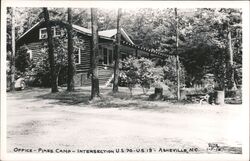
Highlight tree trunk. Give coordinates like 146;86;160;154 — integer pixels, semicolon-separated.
175;8;180;100
113;8;122;93
10;8;16;91
43;7;58;93
55;65;61;88
67;8;76;92
90;8;100;100
227;30;237;90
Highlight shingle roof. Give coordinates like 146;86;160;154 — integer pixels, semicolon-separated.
74;26;134;44
16;20;166;57
72;24;92;35
99;29;117;37
17;20;134;44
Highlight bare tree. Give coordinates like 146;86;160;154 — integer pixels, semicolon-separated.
43;7;58;93
90;8;100;100
113;8;122;93
67;8;76;91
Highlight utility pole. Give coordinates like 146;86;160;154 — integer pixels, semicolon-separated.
175;8;181;100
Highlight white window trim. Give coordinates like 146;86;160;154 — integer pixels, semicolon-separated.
39;26;60;40
27;50;33;60
74;47;81;64
108;49;113;65
102;47;113;65
39;28;47;39
53;26;60;37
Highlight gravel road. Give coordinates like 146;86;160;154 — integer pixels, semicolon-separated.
6;88;243;154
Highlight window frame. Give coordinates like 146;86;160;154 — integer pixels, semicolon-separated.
53;26;61;37
74;47;81;65
27;50;33;60
39;26;60;40
102;47;113;66
103;47;108;65
39;28;48;39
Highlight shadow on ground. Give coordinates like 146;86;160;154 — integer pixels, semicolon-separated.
33;87;164;110
36;88;91;105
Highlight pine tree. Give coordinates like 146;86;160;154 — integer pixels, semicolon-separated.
43;7;58;93
90;8;100;100
113;8;122;93
10;7;16;91
67;8;76;91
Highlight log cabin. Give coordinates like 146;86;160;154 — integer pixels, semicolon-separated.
16;20;166;86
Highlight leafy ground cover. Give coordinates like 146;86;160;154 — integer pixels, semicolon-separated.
7;87;243;154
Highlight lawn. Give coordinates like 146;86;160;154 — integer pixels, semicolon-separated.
6;86;243;154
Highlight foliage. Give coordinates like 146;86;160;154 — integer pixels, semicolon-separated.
30;27;69;87
120;56;165;95
137;57;155;93
120;56;140;96
15;46;33;74
8;7;242;94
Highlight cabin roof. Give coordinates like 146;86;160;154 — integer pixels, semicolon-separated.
99;28;134;44
16;20;165;58
16;20;133;44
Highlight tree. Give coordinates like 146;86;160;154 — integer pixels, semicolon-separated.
175;8;181;100
113;8;122;93
43;7;58;93
162;8;242;92
120;56;164;97
10;7;16;91
137;57;155;94
67;8;76;91
90;8;100;100
120;56;140;97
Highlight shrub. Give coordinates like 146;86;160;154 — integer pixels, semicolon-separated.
120;57;140;96
121;56;165;96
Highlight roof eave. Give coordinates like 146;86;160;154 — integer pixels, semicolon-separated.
16;20;44;42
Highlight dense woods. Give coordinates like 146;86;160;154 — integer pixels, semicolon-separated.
7;7;242;101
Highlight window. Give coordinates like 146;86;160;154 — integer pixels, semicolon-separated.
74;47;81;64
39;28;47;39
98;46;103;64
103;48;108;65
39;26;61;39
102;47;113;65
108;50;113;65
54;26;61;37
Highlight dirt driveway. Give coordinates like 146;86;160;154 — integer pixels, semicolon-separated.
6;87;243;154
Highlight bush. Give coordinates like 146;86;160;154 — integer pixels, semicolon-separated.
120;56;165;96
120;56;140;96
15;46;33;74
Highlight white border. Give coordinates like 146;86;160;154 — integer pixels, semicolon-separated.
1;1;249;161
